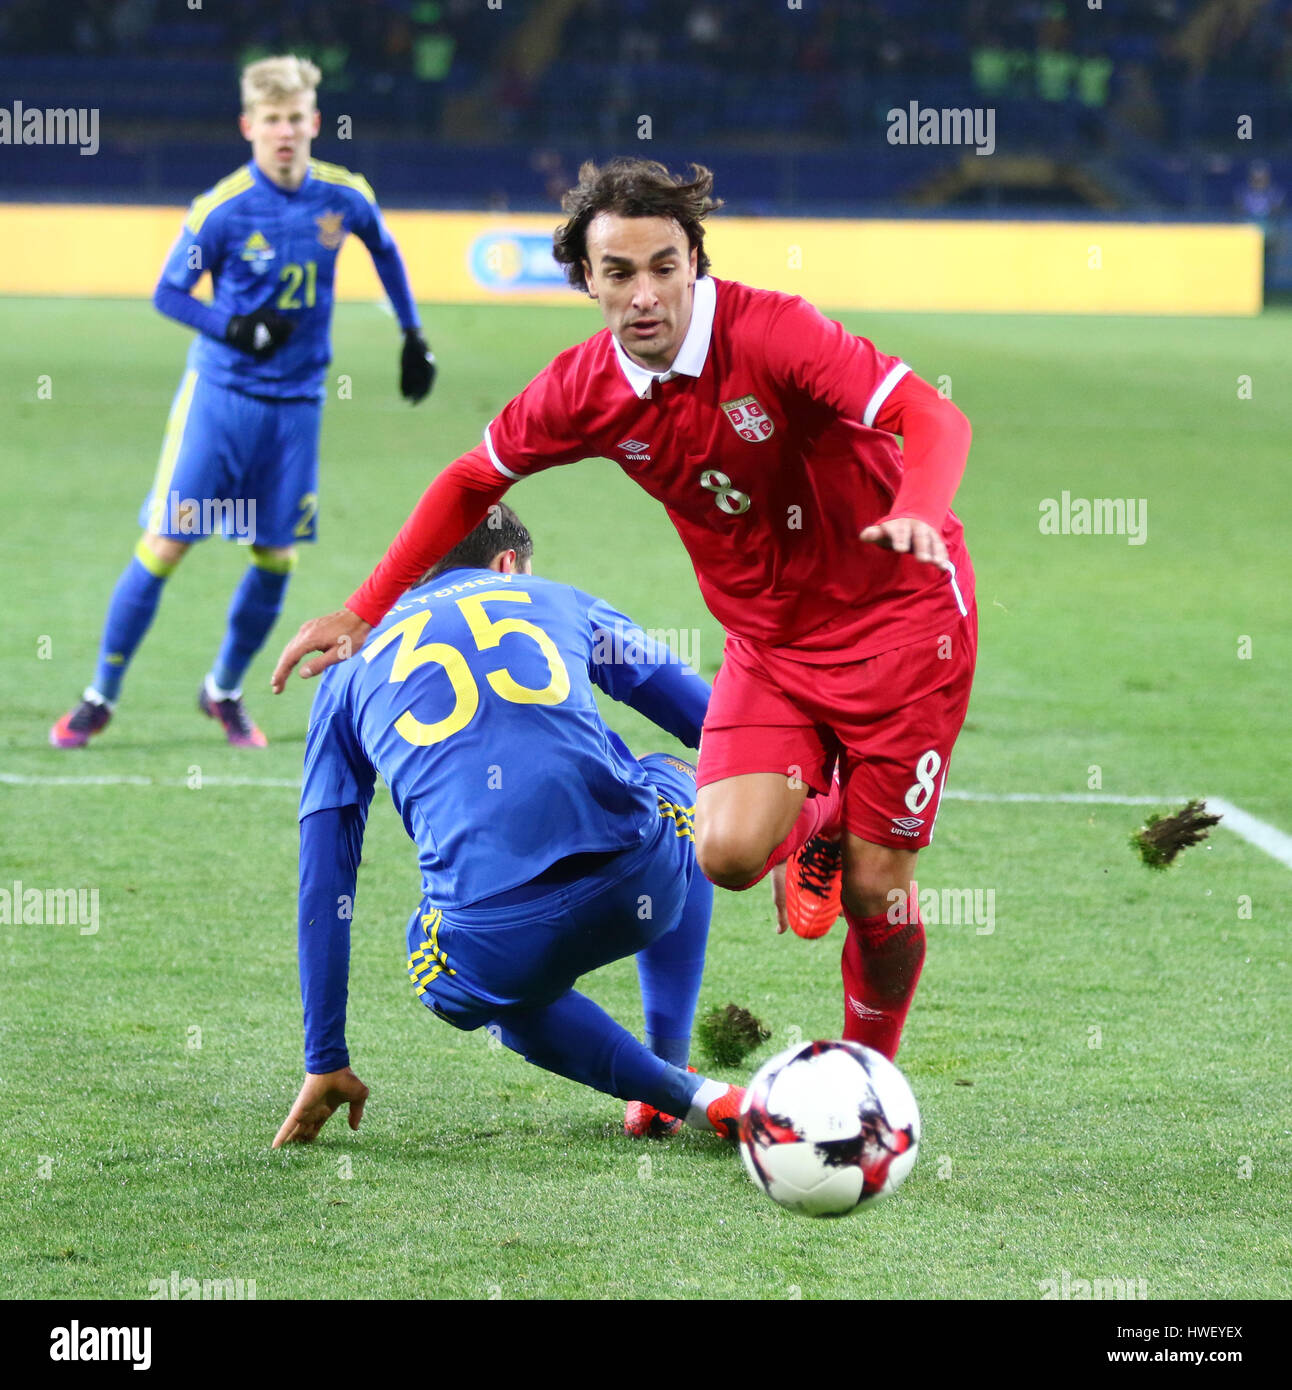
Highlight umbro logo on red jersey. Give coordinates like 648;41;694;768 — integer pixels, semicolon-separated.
617;438;651;461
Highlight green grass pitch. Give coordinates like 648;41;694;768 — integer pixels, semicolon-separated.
1;296;1289;1300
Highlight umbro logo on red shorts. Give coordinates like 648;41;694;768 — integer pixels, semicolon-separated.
891;815;924;836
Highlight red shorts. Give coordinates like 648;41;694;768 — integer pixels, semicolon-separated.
697;604;978;850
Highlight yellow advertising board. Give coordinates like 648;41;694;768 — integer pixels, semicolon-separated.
0;203;1262;315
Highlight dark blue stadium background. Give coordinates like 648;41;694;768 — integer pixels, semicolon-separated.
2;0;1288;287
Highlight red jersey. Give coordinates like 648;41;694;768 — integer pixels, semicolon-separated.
481;277;973;661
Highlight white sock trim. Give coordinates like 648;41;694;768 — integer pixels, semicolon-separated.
204;673;241;702
83;687;114;710
685;1078;727;1130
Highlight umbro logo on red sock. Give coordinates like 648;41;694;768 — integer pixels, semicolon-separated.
848;997;893;1021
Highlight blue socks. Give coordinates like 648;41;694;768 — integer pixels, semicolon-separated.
91;540;176;703
211;554;293;694
494;989;704;1118
90;543;293;704
637;863;713;1070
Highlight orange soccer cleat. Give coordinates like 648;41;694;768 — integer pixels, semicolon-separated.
785;833;844;938
693;1083;746;1141
623;1100;683;1138
625;1063;696;1137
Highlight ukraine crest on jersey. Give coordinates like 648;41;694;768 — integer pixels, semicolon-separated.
300;569;667;907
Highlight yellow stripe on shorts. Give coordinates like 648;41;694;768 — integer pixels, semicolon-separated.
406;906;455;997
657;797;696;841
146;369;199;534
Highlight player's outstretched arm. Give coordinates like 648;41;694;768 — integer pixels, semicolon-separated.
587;600;711;749
859;515;952;570
353;190;436;403
271;608;372;692
273;1067;369;1147
270;447;513;692
275;784;375;1147
860;373;971;571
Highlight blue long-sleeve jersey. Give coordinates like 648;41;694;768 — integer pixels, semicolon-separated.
295;568;710;1071
154;157;419;400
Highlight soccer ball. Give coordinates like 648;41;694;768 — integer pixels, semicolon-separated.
738;1040;921;1217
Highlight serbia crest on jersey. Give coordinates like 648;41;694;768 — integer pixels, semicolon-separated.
721;394;774;442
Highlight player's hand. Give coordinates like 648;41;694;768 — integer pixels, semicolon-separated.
771;861;790;935
272;1067;369;1148
270;607;372;693
226;307;295;361
859;516;950;571
400;330;436;403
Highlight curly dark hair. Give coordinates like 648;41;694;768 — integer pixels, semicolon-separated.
552;158;723;292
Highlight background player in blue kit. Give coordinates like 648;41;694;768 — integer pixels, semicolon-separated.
51;54;435;750
272;507;745;1147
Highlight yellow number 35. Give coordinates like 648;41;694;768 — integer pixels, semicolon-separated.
360;589;572;746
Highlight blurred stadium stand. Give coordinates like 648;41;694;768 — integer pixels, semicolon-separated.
2;0;1288;285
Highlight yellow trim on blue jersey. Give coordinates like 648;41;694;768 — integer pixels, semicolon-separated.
184;167;255;234
657;797;696;842
407;907;455;997
250;548;298;575
146;369;200;534
133;537;177;578
308;158;376;204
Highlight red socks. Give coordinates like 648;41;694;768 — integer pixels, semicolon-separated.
840;905;926;1060
735;777;843;890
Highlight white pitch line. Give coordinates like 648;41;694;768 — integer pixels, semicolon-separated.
943;789;1292;872
0;773;300;789
4;775;1290;871
943;791;1178;806
1206;797;1292;872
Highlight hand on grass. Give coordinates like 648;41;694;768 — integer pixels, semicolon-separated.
272;1067;369;1148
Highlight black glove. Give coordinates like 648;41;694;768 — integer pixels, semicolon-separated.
400;329;437;404
225;308;295;361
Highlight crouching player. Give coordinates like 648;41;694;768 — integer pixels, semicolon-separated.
272;508;742;1148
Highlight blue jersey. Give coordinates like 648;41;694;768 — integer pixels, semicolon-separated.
300;568;709;908
156;158;417;400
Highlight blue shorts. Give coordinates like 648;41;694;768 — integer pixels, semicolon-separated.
138;369;321;548
407;753;701;1029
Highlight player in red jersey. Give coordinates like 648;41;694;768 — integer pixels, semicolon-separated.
272;160;976;1062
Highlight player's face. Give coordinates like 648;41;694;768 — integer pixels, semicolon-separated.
582;214;697;371
240;93;320;190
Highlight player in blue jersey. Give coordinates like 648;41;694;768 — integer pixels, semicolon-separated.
51;55;435;751
271;506;745;1147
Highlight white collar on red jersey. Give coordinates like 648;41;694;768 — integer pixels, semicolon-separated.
611;275;716;398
